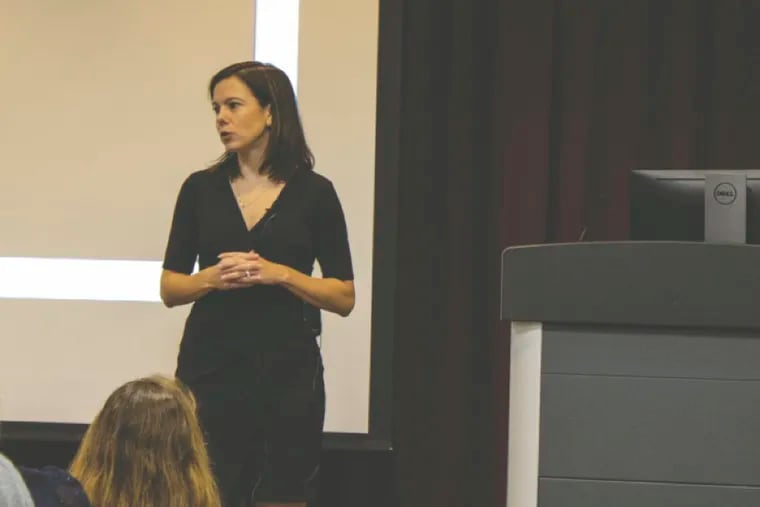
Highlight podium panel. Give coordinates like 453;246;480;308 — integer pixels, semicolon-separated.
502;243;760;507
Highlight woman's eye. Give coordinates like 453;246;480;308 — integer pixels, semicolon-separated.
229;103;239;109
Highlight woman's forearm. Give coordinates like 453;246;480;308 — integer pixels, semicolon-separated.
160;269;215;308
278;267;355;317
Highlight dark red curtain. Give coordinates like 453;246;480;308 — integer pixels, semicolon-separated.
390;0;760;505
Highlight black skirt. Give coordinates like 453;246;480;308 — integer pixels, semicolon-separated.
179;334;325;506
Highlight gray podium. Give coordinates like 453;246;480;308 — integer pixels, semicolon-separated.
501;242;760;507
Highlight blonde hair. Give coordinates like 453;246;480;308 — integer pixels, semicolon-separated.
69;375;220;507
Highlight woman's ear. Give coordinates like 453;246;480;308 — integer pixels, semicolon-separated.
265;106;273;128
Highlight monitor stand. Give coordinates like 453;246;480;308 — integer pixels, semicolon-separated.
705;172;746;243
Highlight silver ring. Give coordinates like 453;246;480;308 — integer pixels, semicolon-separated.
245;270;251;278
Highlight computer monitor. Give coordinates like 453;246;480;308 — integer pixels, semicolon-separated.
629;169;760;244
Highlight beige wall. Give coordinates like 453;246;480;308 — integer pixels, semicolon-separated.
298;0;379;433
1;0;253;259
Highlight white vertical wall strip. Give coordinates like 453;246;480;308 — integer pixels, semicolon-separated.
254;0;301;89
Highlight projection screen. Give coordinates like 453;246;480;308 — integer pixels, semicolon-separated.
0;0;380;440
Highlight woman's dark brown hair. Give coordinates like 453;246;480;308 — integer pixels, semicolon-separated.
209;61;314;182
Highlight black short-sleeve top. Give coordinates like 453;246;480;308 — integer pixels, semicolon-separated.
163;167;353;376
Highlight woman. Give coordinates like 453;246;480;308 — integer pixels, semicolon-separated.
69;375;221;507
160;61;355;507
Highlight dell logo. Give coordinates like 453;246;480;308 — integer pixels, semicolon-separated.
713;182;737;205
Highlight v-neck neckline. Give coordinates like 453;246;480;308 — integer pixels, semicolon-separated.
224;171;297;233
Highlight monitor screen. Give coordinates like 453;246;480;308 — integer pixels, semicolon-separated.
629;170;760;244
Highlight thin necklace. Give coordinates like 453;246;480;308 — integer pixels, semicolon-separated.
232;181;271;209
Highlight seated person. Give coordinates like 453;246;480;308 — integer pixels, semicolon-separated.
1;436;90;506
69;375;221;507
17;465;91;507
0;452;34;507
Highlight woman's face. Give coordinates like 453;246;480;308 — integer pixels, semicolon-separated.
212;76;272;153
